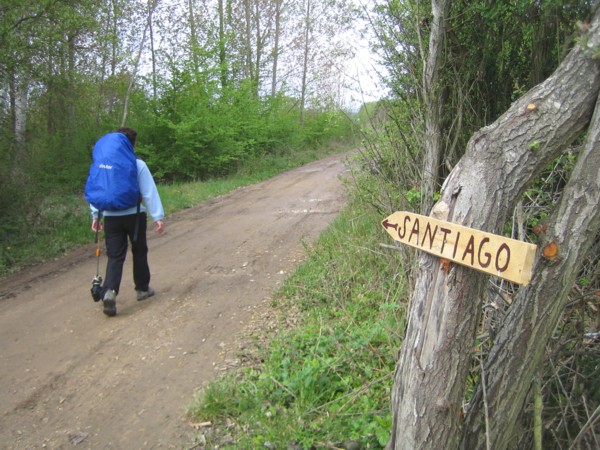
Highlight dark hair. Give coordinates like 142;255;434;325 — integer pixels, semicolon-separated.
117;127;137;147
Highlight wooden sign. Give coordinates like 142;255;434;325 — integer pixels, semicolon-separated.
382;211;537;285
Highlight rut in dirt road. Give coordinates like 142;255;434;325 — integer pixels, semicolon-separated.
0;152;352;449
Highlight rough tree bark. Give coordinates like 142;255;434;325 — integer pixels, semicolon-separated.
420;0;450;215
387;6;600;449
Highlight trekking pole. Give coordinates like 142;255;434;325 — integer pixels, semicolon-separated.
91;213;103;301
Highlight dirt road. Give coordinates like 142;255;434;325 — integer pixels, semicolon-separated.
0;153;351;449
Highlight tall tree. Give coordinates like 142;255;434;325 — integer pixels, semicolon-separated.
121;0;157;126
218;0;228;89
253;0;263;96
148;0;158;100
0;2;41;179
420;0;450;214
244;0;254;83
0;0;100;180
108;0;120;115
292;0;355;120
271;0;282;97
10;73;28;180
187;0;200;78
299;0;311;123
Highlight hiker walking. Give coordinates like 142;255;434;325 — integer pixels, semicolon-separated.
86;127;165;317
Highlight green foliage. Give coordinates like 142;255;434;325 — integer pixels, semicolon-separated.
520;150;577;239
188;202;408;448
132;74;357;183
372;0;592;188
449;0;590;119
0;192;91;276
405;187;422;208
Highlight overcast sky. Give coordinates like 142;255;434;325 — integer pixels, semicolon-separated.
343;0;389;110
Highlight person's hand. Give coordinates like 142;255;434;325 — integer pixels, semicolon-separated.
155;220;165;234
92;219;103;232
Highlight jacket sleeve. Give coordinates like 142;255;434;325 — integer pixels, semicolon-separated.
90;204;99;220
137;160;165;222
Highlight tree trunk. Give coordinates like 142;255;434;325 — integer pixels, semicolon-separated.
300;0;311;126
67;32;76;131
218;0;228;90
108;0;119;117
420;0;450;214
148;0;158;100
271;0;281;97
187;0;200;77
121;2;154;127
387;6;600;449
253;0;262;97
462;85;600;450
244;0;255;81
10;73;28;181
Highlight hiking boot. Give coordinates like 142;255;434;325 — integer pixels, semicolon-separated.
136;287;155;301
102;290;117;317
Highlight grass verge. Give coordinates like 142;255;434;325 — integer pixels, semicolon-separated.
0;146;342;279
187;199;409;448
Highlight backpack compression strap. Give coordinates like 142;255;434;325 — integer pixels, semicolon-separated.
132;197;142;243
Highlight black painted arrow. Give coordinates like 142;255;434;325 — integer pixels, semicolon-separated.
382;219;398;231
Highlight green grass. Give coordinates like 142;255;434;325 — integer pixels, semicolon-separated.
157;148;328;211
187;200;409;448
0;145;343;279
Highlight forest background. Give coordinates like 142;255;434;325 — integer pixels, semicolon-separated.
0;0;376;274
1;0;599;448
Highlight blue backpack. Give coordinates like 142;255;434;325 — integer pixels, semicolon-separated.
84;132;140;211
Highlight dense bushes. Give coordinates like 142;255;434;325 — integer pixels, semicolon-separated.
0;71;359;276
135;80;356;182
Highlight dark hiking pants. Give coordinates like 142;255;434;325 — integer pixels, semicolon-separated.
103;212;150;296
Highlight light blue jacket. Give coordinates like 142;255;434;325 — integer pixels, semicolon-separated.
90;159;164;222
